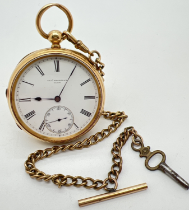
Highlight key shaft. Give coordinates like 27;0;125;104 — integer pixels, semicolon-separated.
159;162;189;190
131;141;189;190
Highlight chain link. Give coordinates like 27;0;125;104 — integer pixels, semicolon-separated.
25;111;130;191
107;127;143;185
63;31;105;77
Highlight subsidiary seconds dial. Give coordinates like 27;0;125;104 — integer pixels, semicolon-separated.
45;106;74;133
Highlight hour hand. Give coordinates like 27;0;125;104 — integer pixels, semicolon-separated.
19;96;61;102
18;97;54;102
34;97;55;101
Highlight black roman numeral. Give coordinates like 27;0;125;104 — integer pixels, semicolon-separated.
54;60;60;72
73;123;79;128
39;120;45;131
80;78;91;86
80;109;91;117
24;110;36;120
36;65;44;76
22;81;34;86
19;98;31;102
84;96;95;100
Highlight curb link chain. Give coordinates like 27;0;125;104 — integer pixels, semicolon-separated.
25;111;132;191
106;127;143;191
63;31;105;77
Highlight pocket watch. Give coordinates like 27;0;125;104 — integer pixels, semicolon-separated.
6;3;105;143
6;3;188;207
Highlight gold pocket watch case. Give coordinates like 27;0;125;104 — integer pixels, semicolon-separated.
6;4;105;143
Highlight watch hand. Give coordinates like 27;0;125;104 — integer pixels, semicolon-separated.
59;64;77;96
34;97;55;101
34;96;61;102
47;117;67;123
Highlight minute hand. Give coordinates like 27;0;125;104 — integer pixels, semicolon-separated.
59;65;77;96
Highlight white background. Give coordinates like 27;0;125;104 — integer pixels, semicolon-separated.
1;0;189;209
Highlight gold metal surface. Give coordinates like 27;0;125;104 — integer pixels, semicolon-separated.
36;3;73;40
78;183;148;207
48;30;63;48
103;178;118;192
7;48;105;143
63;31;105;77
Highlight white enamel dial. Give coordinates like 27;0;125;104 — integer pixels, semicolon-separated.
14;56;99;138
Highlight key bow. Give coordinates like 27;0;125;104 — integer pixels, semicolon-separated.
131;138;189;190
131;140;166;171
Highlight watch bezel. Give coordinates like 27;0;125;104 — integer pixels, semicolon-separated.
7;48;105;143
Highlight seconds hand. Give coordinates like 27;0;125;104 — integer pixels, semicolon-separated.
47;117;67;123
59;64;77;97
